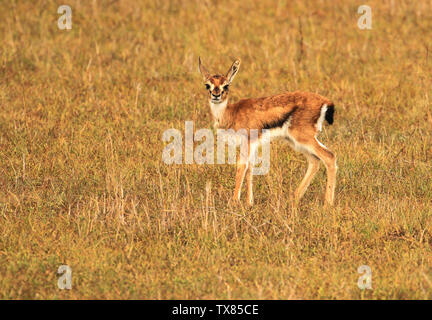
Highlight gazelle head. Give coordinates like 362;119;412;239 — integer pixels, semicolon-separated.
198;57;241;104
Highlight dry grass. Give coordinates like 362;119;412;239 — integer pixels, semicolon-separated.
1;0;432;299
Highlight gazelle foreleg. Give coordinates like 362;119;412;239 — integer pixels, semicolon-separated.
244;165;252;205
234;138;257;204
233;142;249;202
245;141;260;206
233;159;248;202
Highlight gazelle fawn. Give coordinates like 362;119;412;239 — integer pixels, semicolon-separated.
199;57;337;206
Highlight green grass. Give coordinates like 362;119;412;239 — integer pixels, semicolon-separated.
0;0;432;299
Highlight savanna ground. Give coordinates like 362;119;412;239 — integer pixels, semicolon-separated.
0;0;432;300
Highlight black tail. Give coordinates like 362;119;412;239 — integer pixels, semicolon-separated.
325;104;335;125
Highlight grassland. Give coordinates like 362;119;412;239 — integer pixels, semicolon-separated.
0;0;432;299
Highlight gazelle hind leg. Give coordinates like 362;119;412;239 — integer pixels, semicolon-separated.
310;138;337;205
294;153;320;202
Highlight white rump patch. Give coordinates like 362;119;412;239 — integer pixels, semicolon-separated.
316;104;328;132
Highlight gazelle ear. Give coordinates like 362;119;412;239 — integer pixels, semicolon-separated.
198;57;210;80
226;59;241;84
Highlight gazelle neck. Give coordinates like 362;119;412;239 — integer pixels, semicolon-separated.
209;98;228;128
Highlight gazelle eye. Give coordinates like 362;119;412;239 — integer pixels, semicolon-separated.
223;85;229;91
205;84;211;90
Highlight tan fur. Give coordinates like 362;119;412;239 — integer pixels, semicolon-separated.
198;58;337;206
